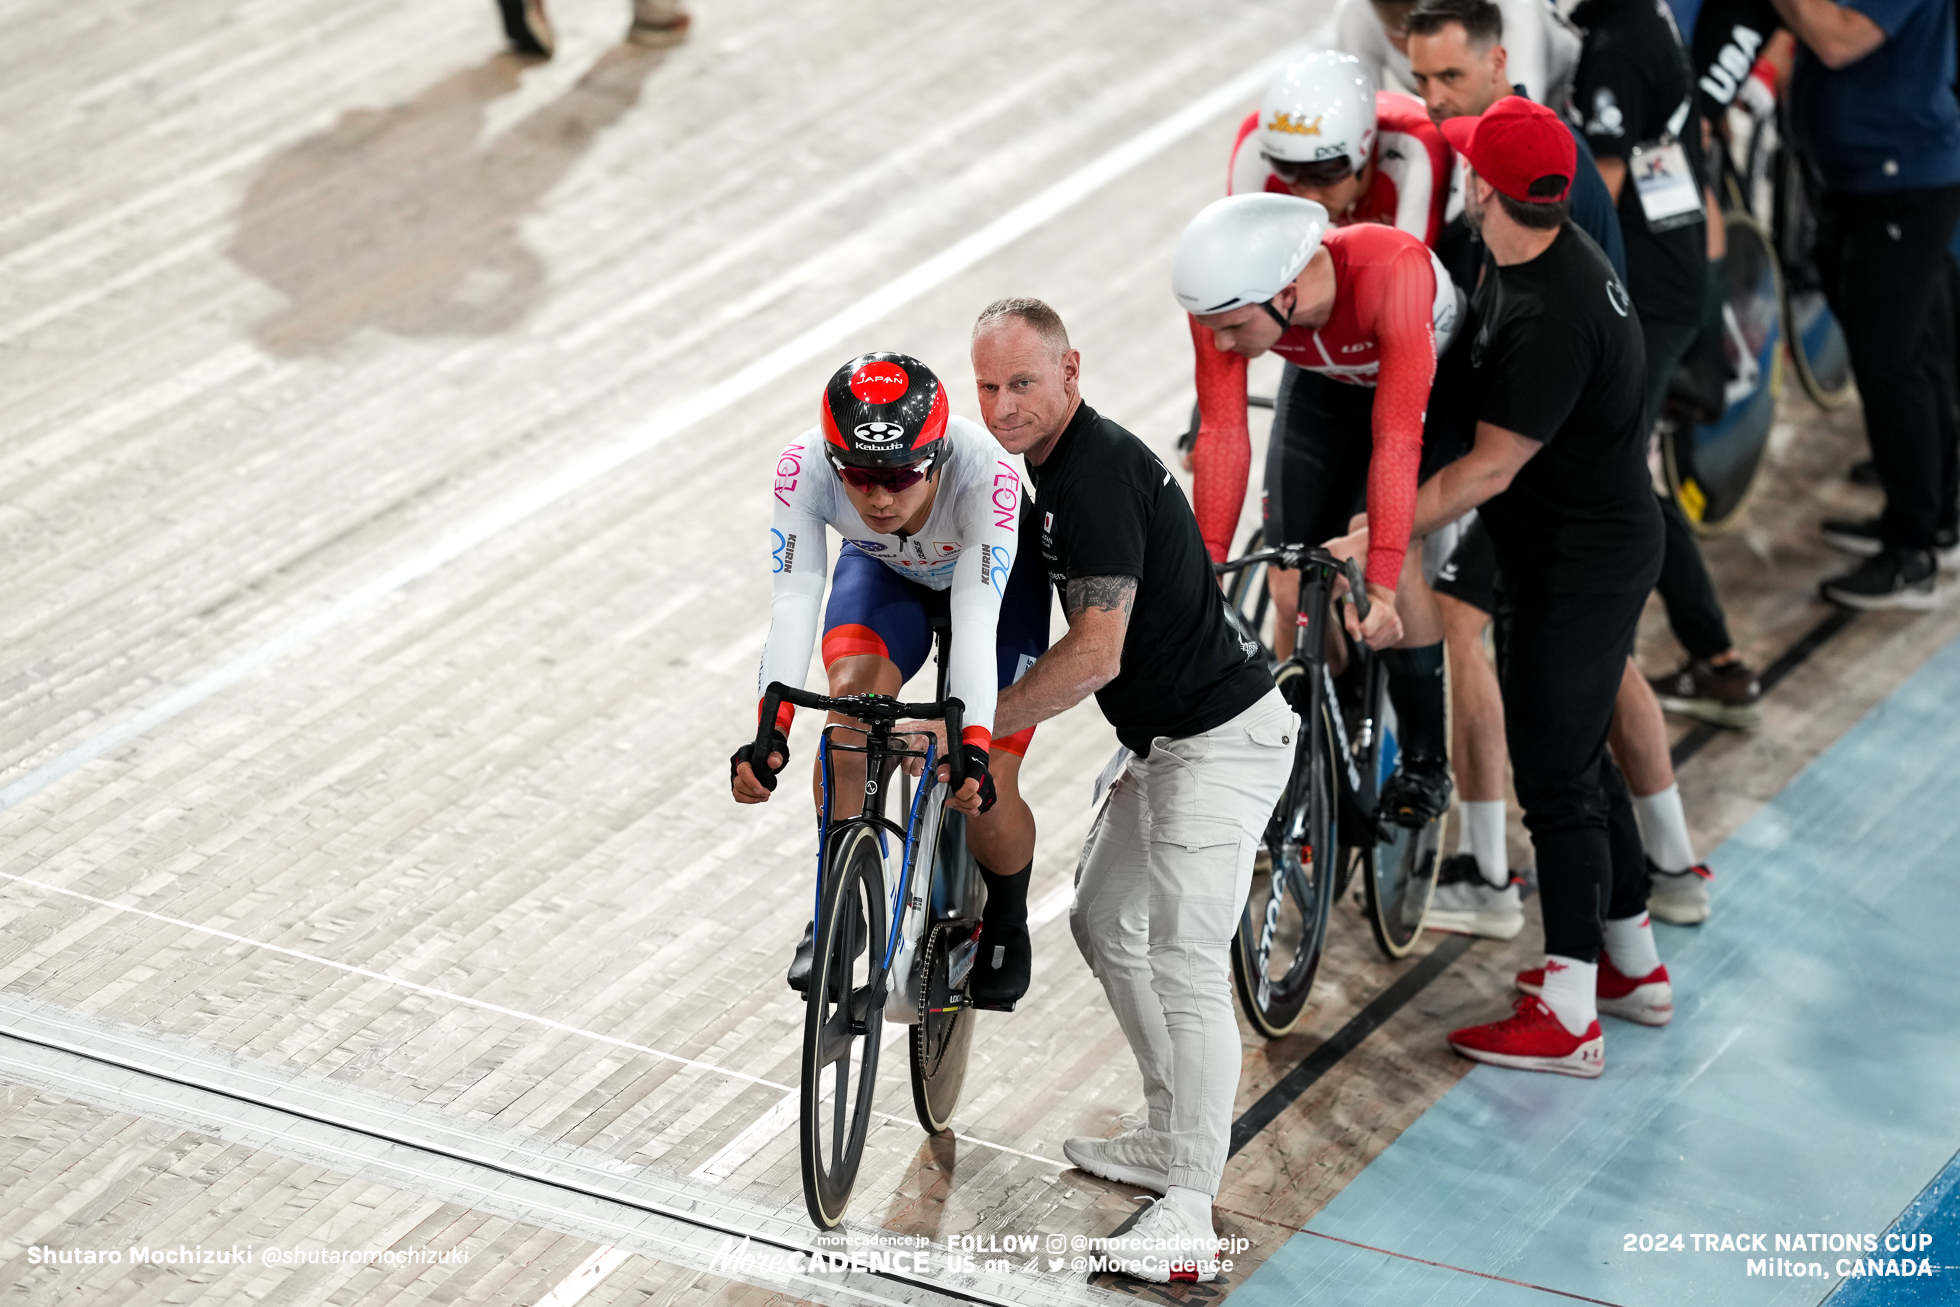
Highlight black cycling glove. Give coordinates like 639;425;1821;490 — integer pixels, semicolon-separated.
956;742;997;815
732;730;790;792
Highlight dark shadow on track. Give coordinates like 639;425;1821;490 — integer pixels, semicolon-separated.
229;45;668;354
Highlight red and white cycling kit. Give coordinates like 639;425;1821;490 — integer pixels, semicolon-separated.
1227;91;1452;245
1189;224;1460;586
759;416;1024;752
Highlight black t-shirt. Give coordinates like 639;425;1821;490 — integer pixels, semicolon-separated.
1572;0;1709;326
1026;402;1272;755
1470;224;1663;594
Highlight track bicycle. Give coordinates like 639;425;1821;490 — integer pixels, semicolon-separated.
750;622;988;1229
1214;537;1450;1037
1662;79;1853;533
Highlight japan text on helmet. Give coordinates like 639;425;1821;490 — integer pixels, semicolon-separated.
819;352;950;471
1258;51;1376;175
1172;193;1330;316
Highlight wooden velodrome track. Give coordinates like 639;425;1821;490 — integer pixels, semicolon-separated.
5;1;1959;1303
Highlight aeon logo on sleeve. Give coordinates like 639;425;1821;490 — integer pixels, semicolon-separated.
991;466;1021;531
773;444;804;507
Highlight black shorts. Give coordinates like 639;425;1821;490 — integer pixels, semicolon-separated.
1433;512;1496;615
1262;327;1477;554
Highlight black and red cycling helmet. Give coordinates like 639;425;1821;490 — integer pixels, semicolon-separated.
820;352;949;474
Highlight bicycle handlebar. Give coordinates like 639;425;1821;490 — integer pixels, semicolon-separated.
752;682;967;792
1214;547;1370;622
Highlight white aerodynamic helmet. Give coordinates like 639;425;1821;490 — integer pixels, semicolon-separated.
1258;50;1376;174
1172;193;1330;316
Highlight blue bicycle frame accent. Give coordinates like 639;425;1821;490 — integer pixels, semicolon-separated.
814;733;834;921
880;737;936;972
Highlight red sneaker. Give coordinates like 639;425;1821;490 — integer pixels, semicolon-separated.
1448;997;1605;1077
1517;955;1673;1027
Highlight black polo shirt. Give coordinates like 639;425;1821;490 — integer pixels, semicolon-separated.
1025;402;1272;755
1471;224;1664;593
1573;0;1709;326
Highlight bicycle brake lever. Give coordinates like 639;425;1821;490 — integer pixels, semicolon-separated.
1342;557;1371;623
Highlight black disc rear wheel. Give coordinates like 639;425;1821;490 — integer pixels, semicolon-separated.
1666;211;1784;535
1344;661;1448;959
800;825;887;1229
909;921;978;1134
1231;686;1340;1038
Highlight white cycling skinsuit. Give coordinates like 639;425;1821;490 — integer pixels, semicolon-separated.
1327;0;1583;109
758;415;1023;745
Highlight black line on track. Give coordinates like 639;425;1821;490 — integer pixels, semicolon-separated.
1227;933;1476;1156
1670;607;1858;768
0;1024;1001;1307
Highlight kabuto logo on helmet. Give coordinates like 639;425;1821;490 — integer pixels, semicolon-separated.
849;360;910;404
821;350;949;470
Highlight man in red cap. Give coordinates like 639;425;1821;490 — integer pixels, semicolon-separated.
1345;96;1668;1076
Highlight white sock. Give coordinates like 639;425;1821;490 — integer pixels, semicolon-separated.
1631;783;1697;873
1538;955;1598;1035
1163;1185;1214;1225
1459;800;1509;888
1603;913;1662;979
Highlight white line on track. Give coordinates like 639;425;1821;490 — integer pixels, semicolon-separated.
0;867;1065;1169
0;41;1298;818
535;1245;633;1306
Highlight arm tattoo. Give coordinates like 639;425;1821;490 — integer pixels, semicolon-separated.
1064;575;1137;621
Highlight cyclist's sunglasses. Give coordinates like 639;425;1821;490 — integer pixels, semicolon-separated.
830;456;936;494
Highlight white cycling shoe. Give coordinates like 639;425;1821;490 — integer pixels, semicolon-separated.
1100;1196;1220;1284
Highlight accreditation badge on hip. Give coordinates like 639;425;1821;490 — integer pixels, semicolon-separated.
1631;138;1703;232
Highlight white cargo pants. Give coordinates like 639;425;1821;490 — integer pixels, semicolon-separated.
1069;687;1296;1195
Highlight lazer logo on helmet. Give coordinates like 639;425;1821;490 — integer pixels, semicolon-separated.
853;421;907;444
849;361;910;404
1267;111;1323;136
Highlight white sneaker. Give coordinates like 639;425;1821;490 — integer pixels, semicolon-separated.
1063;1118;1170;1193
1099;1197;1220;1284
1647;862;1712;925
1424;854;1524;939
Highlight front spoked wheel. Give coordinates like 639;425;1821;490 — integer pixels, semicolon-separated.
800;825;888;1229
1231;684;1339;1038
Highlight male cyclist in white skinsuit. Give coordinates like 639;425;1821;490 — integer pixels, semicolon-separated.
730;352;1050;1011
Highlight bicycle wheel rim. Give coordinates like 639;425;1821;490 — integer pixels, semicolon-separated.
1361;657;1448;958
1232;702;1338;1037
800;826;887;1228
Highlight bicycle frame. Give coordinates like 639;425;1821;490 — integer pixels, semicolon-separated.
753;681;971;1018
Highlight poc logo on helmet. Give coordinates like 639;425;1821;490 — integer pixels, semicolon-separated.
854;421;907;444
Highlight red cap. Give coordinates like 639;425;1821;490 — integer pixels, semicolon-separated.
1439;95;1576;204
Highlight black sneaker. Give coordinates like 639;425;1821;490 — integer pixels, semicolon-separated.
1819;548;1938;611
1821;516;1884;557
967;919;1031;1011
1378;756;1453;827
498;0;554;56
1647;658;1763;729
